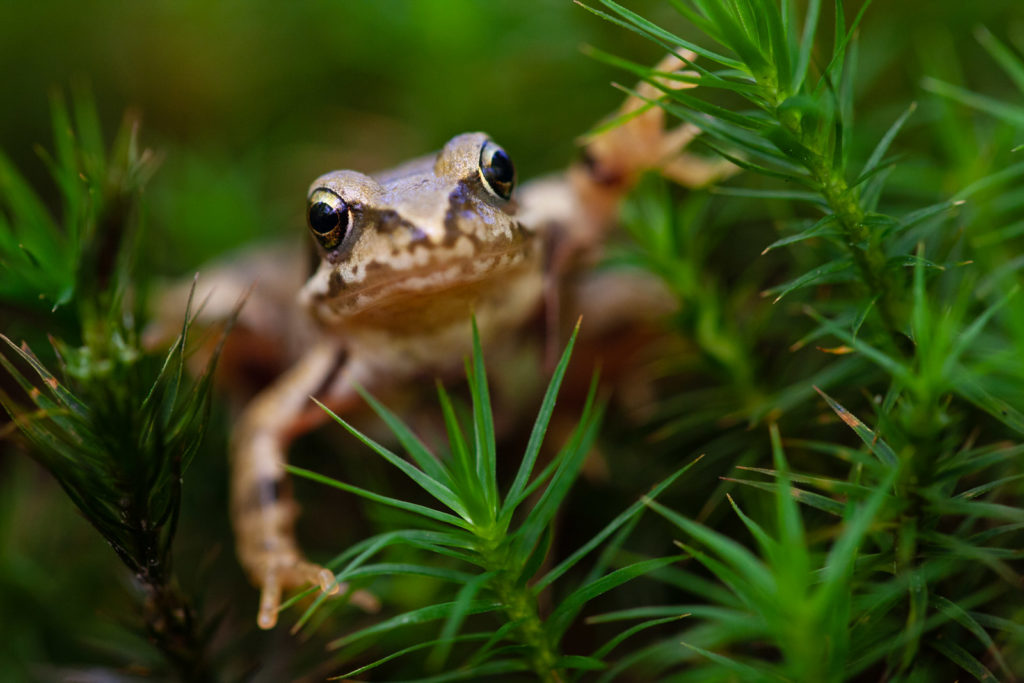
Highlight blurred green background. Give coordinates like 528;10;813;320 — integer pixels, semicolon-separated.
2;0;1024;680
2;0;689;275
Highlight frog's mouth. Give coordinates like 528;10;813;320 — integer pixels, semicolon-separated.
306;240;538;324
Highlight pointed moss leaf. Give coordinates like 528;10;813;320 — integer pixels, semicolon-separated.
695;136;809;182
546;555;683;644
581;44;758;98
753;0;792;93
953;160;1024;202
645;499;775;598
813;387;899;466
510;379;604;564
922;531;1019;585
331;529;478;569
590;616;685;661
581;511;642;592
503;434;563;515
336;633;492;679
337;563;475;584
736;466;876;498
0;152;63;260
924;496;1024;523
587;606;701;623
891;254;945;270
680;641;783;679
968;612;1024;639
725;493;778;560
691;125;801;175
353;385;452;487
659;86;772;132
287;465;472;530
502;319;579;518
957;473;1024;501
428;571;497;671
955;379;1024;436
807;310;910;382
772;418;807;568
667;0;725;44
765;258;853;303
815;467;897;607
860;102;917;182
436;381;488;522
852;156;900;192
0;336;80;411
327;599;500;650
938;443;1024;482
464;620;521;668
728;478;846;516
819;0;872;86
47;92;79;208
928;640;996;681
469;318;499;514
946;286;1017;373
589;0;745;70
976;25;1024;93
851;295;878;338
933;595;1013;678
314;399;470;520
923;77;1024;126
290;529;482;631
690;0;771;78
558;655;605;671
518;525;553;588
793;0;821;91
535;457;698;592
642;565;743;607
712;186;828;207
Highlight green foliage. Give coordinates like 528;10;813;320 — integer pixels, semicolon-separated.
572;0;1024;679
287;322;697;681
0;95;220;681
3;1;1024;681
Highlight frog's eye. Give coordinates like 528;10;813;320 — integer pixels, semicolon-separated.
307;190;350;250
479;141;515;200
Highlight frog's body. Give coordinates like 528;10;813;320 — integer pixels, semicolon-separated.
217;52;729;628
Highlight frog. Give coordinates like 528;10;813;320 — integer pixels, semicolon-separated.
186;51;732;629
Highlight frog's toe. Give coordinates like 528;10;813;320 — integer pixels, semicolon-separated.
295;561;381;614
662;152;738;188
349;587;381;613
257;567;284;630
256;558;380;629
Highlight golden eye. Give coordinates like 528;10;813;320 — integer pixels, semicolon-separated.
479;141;515;200
307;189;349;250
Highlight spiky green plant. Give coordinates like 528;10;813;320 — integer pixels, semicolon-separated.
575;0;1024;679
284;322;700;681
0;95;222;681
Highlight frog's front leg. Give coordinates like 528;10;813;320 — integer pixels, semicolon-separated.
231;339;377;629
572;51;735;221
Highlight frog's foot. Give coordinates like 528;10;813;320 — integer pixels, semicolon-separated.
254;553;380;630
580;50;735;191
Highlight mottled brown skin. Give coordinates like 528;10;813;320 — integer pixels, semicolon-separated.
230;51;732;629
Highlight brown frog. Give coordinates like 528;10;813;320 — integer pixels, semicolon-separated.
212;51;729;628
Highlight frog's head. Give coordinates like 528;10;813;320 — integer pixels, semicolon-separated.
299;133;535;328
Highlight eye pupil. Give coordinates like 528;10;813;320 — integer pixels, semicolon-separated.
309;201;340;235
307;192;350;250
487;149;514;184
480;141;515;200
